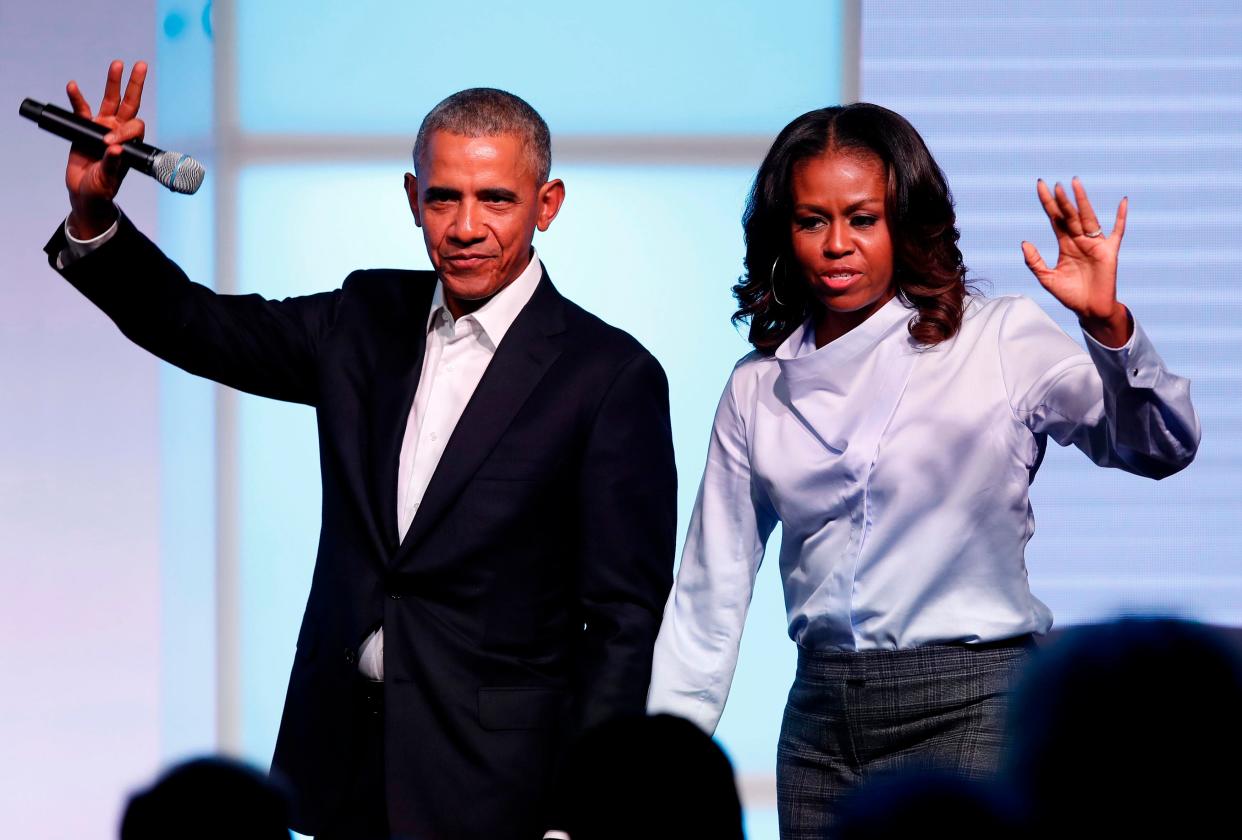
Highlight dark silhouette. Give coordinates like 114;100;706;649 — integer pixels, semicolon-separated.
563;714;744;840
119;756;291;839
834;771;1024;840
1004;616;1242;834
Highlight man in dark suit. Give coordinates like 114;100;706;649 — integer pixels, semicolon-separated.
49;60;677;840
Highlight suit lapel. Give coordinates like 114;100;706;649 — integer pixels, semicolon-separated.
369;275;436;551
395;272;566;562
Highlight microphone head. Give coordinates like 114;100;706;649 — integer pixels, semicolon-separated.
152;150;206;195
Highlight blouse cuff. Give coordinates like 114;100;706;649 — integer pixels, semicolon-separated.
1082;313;1163;391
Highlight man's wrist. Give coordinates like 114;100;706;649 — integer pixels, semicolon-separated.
67;201;119;241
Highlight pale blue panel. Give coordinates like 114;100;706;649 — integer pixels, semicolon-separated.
231;161;796;775
745;808;780;840
237;394;320;764
157;0;218;762
236;0;844;135
156;0;214;144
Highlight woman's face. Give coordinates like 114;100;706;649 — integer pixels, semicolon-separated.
789;149;896;340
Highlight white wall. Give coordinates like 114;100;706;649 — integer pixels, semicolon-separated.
0;3;161;837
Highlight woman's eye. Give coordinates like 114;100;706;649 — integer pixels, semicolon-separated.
852;215;878;228
796;217;825;230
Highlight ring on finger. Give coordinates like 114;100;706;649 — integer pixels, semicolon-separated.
1082;228;1104;238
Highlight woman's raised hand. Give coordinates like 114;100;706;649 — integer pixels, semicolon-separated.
65;60;148;238
1021;177;1131;346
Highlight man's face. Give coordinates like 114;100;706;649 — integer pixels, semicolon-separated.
406;131;564;313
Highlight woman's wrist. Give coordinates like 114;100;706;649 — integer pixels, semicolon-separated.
1079;302;1130;348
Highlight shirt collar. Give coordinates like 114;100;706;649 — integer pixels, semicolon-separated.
425;249;543;346
775;295;914;376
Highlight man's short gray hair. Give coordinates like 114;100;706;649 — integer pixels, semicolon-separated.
413;88;552;183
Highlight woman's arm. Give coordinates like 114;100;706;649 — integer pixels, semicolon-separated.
1004;179;1199;476
647;366;777;733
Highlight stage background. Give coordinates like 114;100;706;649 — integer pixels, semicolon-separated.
3;2;1239;838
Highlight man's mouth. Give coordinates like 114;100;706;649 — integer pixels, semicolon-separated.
444;254;494;270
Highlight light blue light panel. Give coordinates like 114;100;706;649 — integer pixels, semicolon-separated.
236;0;845;136
231;161;797;779
156;0;218;762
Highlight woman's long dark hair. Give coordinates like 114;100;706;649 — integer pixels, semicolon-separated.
734;103;968;352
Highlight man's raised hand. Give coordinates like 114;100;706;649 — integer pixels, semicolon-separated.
65;60;148;238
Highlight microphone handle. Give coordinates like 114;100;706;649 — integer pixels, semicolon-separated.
20;98;159;175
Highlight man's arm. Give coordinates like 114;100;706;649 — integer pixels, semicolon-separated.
47;61;339;405
570;349;677;732
541;348;675;838
46;213;341;405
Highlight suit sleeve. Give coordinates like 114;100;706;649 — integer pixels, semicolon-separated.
570;349;678;733
44;213;341;406
998;295;1200;479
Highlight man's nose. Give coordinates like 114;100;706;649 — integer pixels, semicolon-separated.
450;201;485;243
824;221;854;257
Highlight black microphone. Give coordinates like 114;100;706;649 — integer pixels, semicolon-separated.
19;97;205;195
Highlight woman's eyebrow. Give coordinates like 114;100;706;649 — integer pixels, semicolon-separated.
793;197;884;214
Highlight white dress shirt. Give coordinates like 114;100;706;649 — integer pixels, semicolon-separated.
648;293;1200;734
357;250;544;681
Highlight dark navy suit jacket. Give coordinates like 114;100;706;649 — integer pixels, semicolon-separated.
47;216;677;839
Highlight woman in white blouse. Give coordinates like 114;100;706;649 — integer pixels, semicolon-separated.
647;104;1200;838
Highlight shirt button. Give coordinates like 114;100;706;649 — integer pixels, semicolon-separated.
445;363;455;372
429;432;439;442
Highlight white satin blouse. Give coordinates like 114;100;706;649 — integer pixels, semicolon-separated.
648;293;1200;733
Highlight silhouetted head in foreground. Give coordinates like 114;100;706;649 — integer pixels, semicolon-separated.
1004;616;1242;835
835;771;1024;840
120;756;291;840
563;713;744;840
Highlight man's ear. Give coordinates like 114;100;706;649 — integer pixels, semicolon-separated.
404;172;422;227
535;178;566;232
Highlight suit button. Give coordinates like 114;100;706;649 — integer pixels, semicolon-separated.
344;648;357;665
389;592;402;600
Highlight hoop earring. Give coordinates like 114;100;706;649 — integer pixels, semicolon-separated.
770;255;786;307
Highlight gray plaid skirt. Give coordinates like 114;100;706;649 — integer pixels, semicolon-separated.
776;637;1034;839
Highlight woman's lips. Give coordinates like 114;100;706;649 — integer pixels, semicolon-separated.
818;269;862;290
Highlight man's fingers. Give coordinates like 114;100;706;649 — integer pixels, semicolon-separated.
100;144;127;180
116;61;148;121
1072;177;1103;235
1112;196;1129;242
98;60;124;117
66;80;92;118
103;118;145;147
